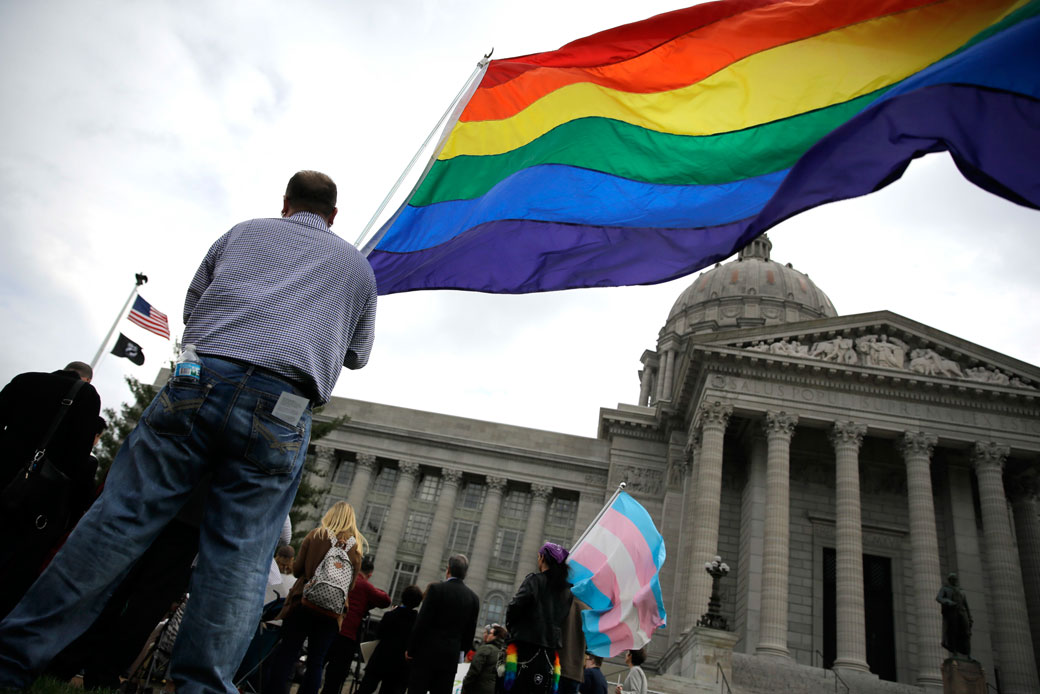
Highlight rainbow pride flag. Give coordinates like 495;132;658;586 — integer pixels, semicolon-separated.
365;0;1040;295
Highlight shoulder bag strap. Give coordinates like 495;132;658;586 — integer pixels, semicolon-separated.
28;378;87;469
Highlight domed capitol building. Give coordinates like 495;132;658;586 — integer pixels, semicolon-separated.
298;236;1040;694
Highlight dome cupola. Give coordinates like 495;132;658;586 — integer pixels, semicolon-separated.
664;234;837;336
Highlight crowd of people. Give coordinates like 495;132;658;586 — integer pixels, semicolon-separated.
0;171;651;694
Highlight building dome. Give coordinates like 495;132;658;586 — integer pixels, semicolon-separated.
665;235;837;336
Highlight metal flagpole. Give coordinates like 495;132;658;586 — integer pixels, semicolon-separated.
569;481;627;555
90;273;149;371
353;49;494;251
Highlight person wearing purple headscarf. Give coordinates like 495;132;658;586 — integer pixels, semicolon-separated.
502;542;575;694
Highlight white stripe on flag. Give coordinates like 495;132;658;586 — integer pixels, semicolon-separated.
583;523;652;643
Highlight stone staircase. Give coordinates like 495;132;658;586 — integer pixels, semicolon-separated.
649;654;924;694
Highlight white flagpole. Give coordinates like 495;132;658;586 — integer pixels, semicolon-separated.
569;481;627;555
91;273;148;371
354;50;494;252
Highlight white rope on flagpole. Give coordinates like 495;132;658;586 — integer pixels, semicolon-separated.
353;49;494;252
90;273;148;371
569;481;627;555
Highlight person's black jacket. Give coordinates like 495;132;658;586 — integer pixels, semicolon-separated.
505;571;573;649
0;369;101;500
365;604;418;675
407;577;480;667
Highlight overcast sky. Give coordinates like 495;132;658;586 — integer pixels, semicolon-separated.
2;0;1038;438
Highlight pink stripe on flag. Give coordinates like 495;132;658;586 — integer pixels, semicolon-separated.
578;542;635;653
599;508;657;585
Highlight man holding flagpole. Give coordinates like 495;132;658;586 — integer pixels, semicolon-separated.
0;170;378;694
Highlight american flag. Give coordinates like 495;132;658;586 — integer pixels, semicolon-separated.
128;295;170;339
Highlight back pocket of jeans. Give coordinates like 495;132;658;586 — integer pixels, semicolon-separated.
145;381;211;436
245;398;306;475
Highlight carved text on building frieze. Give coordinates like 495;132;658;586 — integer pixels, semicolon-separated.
707;374;1040;435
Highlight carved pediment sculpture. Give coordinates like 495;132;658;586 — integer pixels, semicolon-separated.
909;349;965;378
809;337;858;364
737;331;1035;390
856;334;908;369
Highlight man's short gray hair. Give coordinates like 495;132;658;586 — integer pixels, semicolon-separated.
447;554;469;580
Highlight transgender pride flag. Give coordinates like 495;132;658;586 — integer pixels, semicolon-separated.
567;490;666;656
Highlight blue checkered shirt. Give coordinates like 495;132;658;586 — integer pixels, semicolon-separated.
183;212;377;404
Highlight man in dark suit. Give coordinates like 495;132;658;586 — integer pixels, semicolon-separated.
0;361;102;619
406;554;481;694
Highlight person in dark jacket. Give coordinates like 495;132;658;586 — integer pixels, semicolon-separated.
462;624;508;694
406;554;481;694
579;655;607;694
0;361;101;620
503;543;574;694
357;585;424;694
320;554;391;694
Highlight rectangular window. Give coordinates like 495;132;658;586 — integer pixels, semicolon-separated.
389;561;420;604
547;497;577;529
446;519;478;557
403;512;433;545
371;466;398;495
333;459;356;487
362;503;389;541
480;580;513;626
414;474;442;503
459;482;486;511
501;491;530;519
492;528;524;571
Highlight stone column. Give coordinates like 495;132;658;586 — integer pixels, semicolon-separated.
662;349;675;402
347;452;377;512
1008;474;1040;673
417;468;464;587
515;483;554;589
757;411;797;659
468;476;507;599
972;442;1040;693
371;461;421;588
687;401;732;629
639;368;653;407
655;361;666;404
830;421;870;674
737;431;766;651
899;432;943;691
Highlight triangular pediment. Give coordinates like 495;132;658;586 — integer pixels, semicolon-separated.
686;310;1039;392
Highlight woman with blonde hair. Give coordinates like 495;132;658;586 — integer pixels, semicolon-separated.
264;501;366;694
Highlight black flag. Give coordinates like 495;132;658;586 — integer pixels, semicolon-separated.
111;332;145;365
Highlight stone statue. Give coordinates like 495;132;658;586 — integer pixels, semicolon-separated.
936;573;973;658
964;366;1011;385
769;339;808;357
855;335;907;369
909;348;964;378
809;337;857;364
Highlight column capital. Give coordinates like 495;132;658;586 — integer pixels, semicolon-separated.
356;452;377;469
441;467;464;487
764;411;798;439
972;441;1009;473
399;460;422;478
531;483;554;501
698;401;733;429
486;475;508;493
830;421;867;449
899;432;937;460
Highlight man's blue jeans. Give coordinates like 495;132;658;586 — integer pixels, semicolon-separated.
0;356;312;694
